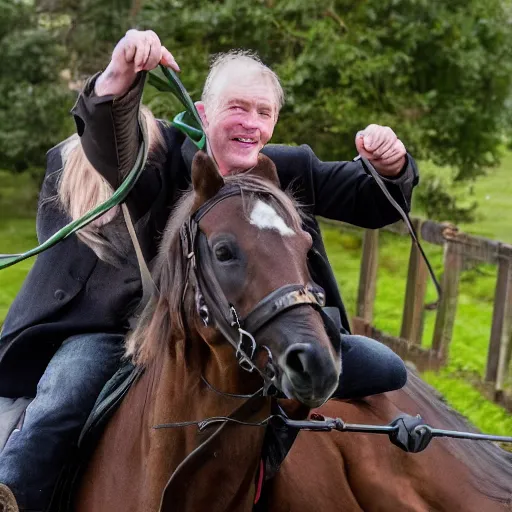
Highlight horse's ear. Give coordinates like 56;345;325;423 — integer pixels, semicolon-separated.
192;151;225;209
246;153;281;188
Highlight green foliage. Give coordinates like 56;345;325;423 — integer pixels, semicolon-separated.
136;0;512;179
423;372;512;439
2;0;512;178
35;0;134;75
414;162;478;223
0;0;74;171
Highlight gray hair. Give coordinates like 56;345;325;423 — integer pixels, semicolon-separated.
201;50;285;112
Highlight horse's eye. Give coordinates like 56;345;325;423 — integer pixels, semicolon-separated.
214;245;234;262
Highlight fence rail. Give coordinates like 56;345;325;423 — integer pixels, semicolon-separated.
322;217;512;412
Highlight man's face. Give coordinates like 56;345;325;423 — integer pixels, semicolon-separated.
198;70;278;176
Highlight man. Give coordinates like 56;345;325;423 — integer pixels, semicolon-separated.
0;29;417;511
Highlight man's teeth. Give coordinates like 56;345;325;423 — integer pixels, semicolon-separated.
234;138;255;143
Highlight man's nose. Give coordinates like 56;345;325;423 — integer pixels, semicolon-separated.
240;111;260;130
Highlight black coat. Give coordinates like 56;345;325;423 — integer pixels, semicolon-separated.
0;78;418;398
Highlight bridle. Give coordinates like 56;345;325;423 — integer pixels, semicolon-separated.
179;182;341;395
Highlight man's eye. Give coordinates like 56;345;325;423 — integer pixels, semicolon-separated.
259;111;271;118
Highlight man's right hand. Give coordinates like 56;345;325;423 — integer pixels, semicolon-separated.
94;29;180;97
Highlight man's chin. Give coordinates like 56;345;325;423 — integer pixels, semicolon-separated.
225;155;260;174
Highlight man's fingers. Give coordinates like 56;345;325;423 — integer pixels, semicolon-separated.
143;32;163;70
378;152;405;167
372;132;396;158
134;37;151;71
160;47;180;72
361;124;381;151
123;40;137;64
376;139;400;161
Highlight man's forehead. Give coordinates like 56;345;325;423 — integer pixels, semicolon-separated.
209;64;276;107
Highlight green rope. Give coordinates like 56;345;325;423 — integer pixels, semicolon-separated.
0;65;205;271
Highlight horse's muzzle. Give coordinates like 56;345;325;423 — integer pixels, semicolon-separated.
279;342;340;408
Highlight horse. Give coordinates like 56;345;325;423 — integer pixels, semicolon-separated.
73;151;341;511
73;151;512;511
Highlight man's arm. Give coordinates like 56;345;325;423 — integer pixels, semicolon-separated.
70;30;179;189
71;72;145;189
310;147;419;229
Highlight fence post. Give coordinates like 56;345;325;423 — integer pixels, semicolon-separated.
432;238;463;358
356;229;379;324
494;249;512;400
400;218;428;344
486;247;512;383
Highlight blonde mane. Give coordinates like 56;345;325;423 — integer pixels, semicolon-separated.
57;106;164;262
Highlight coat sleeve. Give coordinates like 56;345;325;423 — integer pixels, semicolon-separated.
307;145;419;228
70;71;146;189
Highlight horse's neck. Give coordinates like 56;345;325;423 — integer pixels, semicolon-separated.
143;334;271;511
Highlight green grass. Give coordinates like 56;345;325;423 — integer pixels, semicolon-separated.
0;171;38;323
412;152;512;243
0;218;37;322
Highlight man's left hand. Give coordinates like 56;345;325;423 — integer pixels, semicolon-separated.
355;124;406;177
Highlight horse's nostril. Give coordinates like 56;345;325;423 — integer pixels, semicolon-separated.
284;344;312;382
286;349;306;375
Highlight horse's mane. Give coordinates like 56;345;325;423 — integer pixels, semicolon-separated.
125;171;304;366
404;369;512;505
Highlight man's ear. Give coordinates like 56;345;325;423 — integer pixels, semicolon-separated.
195;101;208;128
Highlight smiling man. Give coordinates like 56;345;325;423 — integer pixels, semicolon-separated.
195;54;283;175
0;30;417;511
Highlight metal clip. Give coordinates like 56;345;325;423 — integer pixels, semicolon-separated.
196;290;210;327
236;328;257;372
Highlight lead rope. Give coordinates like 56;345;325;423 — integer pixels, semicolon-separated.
357;155;442;302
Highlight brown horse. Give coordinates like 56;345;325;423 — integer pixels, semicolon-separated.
74;151;341;511
75;152;512;511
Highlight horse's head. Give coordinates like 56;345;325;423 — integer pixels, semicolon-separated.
128;151;341;408
184;151;341;407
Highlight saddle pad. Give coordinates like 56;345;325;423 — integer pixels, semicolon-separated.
0;397;33;451
78;361;143;447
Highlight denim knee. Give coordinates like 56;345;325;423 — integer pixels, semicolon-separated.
334;334;407;399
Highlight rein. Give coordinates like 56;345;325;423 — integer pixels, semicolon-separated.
356;155;442;302
153;401;512;454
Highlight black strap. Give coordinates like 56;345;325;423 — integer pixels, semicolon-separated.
358;156;442;302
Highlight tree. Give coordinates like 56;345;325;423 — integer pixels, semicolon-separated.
137;0;512;180
3;0;512;182
0;0;74;171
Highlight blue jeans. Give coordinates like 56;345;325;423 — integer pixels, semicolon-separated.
0;333;124;511
334;334;407;399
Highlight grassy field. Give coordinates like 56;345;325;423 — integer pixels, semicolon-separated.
0;171;38;321
0;156;511;438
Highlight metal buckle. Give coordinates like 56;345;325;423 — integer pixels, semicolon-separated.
236;328;257;372
230;306;257;372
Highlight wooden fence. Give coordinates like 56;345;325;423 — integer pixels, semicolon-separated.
323;218;512;412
